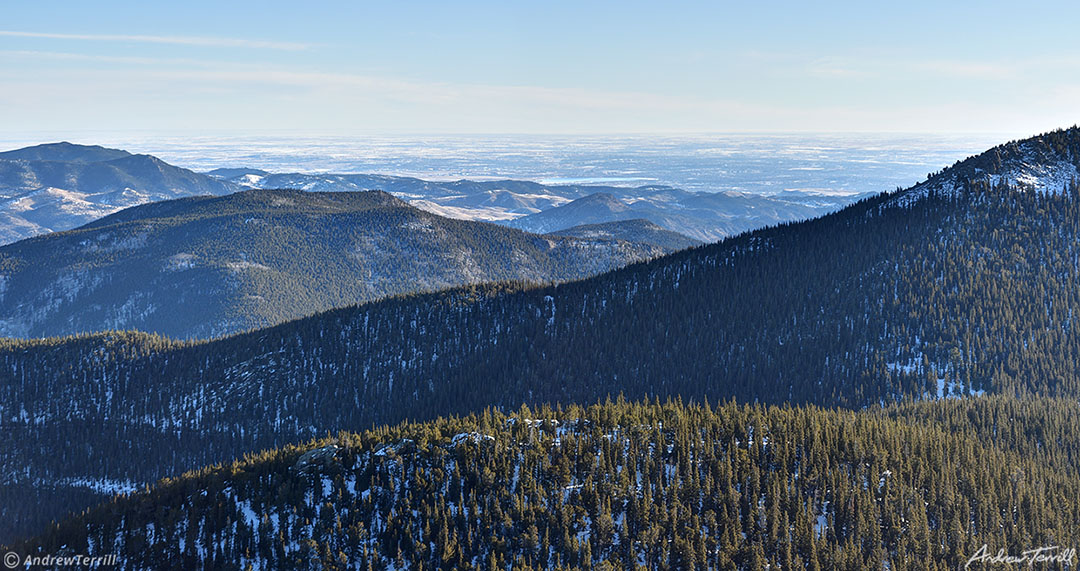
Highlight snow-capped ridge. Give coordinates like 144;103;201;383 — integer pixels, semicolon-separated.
886;127;1080;209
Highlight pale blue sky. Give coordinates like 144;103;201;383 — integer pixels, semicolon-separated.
2;1;1078;135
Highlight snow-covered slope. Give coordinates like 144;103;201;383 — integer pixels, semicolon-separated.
0;144;238;244
887;129;1080;208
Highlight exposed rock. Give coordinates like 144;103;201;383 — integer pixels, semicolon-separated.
294;444;340;473
451;432;495;447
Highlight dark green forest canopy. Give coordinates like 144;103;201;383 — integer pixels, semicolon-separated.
10;397;1080;570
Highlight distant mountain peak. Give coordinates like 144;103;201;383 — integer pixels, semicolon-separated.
105;153;165;167
558;192;632;213
580;191;623;202
0;141;132;163
205;167;270;179
0;145;238;243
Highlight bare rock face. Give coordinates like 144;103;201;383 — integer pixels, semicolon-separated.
294;444;341;473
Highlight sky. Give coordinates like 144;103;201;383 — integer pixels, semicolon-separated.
2;1;1078;136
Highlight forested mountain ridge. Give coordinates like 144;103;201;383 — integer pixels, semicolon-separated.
0;142;132;163
889;126;1080;204
5;127;1080;544
0;189;670;340
546;219;702;251
9;397;1080;570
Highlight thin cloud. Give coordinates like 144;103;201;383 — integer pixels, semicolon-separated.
806;57;875;79
909;60;1016;80
139;67;772;115
0;49;214;66
0;30;310;51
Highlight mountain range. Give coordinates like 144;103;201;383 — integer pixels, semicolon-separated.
0;143;237;244
217;169;865;243
0;189;674;340
505;189;840;242
0;142;863;249
4;127;1080;550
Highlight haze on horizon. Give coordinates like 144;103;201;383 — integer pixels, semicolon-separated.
2;0;1078;137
